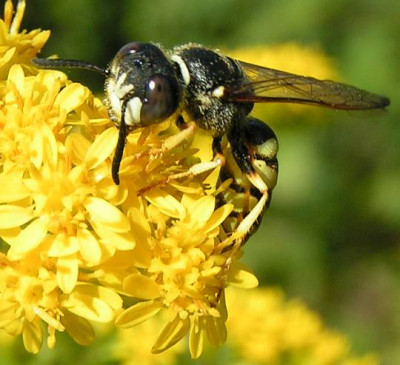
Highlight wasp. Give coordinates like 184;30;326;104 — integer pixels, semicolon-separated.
33;42;390;245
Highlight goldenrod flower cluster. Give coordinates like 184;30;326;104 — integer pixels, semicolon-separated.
0;2;382;364
113;288;379;365
0;0;255;357
226;288;379;365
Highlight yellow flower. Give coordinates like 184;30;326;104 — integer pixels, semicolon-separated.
114;311;185;365
0;0;134;352
0;253;121;353
112;192;258;358
226;287;379;365
0;0;246;356
112;286;380;364
0;1;377;361
0;0;50;78
0;63;133;289
0;1;126;349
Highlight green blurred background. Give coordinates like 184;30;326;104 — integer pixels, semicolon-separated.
9;0;400;364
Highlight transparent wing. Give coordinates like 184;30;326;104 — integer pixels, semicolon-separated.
222;60;390;110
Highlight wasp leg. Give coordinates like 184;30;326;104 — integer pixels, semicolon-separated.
134;119;197;160
218;117;278;253
138;128;225;194
221;176;270;248
164;136;226;183
120;120;197;185
139;140;225;195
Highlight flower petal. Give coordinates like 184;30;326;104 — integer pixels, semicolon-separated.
189;316;204;359
228;262;259;289
0;174;30;203
85;127;118;170
128;207;151;241
54;83;89;113
184;195;215;226
152;315;190;354
8;64;24;94
203;204;234;233
65;133;91;166
0;47;15;69
77;228;101;265
115;300;162;328
0;301;20;328
62;284;122;322
0;204;33;229
22;319;43;354
92;222;135;251
61;310;95;346
84;197;130;233
7;218;47;260
47;233;79;258
30;124;58;168
2;318;23;336
205;316;227;347
57;254;78;294
123;274;160;300
168;182;204;195
144;188;186;219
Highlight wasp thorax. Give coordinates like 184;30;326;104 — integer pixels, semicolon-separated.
105;42;181;128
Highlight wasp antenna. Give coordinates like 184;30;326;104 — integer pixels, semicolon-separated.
32;58;108;75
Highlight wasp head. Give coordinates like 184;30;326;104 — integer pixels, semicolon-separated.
105;42;181;129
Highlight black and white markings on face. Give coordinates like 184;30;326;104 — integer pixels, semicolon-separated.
104;42;181;128
105;65;137;126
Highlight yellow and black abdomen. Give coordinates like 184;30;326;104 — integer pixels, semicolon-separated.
216;117;278;244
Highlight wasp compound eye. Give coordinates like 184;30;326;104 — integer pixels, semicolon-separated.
117;42;142;56
141;74;180;123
